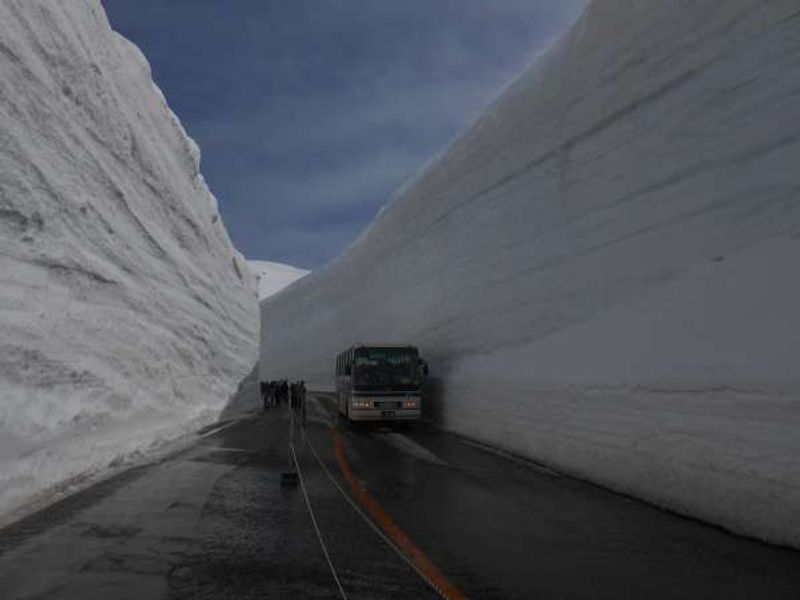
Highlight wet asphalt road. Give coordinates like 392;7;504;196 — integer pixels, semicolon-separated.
2;388;800;599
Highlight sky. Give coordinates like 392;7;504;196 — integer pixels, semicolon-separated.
102;0;587;270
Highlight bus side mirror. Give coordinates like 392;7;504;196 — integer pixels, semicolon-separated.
419;359;429;378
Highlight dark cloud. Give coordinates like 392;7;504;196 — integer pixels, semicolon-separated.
102;0;587;269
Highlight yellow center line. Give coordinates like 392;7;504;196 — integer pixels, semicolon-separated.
330;426;467;600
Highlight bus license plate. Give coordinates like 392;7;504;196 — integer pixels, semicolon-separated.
382;410;396;418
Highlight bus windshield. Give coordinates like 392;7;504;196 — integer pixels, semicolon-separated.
353;347;420;390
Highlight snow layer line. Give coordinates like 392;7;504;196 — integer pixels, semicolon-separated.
260;0;800;547
0;0;258;521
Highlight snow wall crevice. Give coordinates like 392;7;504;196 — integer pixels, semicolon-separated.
0;0;258;521
259;0;800;548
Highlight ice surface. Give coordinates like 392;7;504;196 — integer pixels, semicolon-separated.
0;1;258;522
260;0;800;546
248;260;308;301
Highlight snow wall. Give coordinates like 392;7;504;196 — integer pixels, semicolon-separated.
0;1;258;521
260;0;800;547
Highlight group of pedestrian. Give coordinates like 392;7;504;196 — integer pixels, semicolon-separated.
260;380;307;416
260;380;287;408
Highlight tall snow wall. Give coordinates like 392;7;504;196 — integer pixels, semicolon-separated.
260;0;800;547
0;1;258;521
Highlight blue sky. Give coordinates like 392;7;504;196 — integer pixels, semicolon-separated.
102;0;586;269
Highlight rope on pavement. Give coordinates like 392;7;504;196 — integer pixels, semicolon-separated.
303;430;453;600
290;438;348;599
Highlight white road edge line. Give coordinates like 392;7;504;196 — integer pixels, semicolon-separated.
197;419;242;439
459;437;561;477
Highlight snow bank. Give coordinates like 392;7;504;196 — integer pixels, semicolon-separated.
248;260;308;301
260;0;800;546
0;1;258;521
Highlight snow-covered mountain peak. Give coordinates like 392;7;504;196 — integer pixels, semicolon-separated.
248;260;309;301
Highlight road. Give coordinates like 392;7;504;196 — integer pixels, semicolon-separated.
2;385;800;599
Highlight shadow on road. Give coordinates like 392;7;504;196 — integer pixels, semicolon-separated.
421;376;446;427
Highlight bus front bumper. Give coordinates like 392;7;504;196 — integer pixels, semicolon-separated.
349;408;421;422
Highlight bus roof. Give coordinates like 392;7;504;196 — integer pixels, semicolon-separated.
354;343;416;347
340;344;418;352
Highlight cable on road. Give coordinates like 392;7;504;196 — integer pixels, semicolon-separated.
302;428;459;600
290;441;348;600
289;403;348;600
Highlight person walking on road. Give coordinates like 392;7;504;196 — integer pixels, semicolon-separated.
279;380;288;406
260;380;271;410
299;380;307;427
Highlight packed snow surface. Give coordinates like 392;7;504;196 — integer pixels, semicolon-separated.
0;1;258;521
260;0;800;547
248;260;308;301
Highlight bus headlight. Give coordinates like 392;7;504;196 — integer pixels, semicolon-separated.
351;398;371;409
403;399;419;408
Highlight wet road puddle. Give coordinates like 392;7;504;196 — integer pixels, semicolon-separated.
372;432;449;466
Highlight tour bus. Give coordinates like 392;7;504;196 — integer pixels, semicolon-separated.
335;344;428;422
